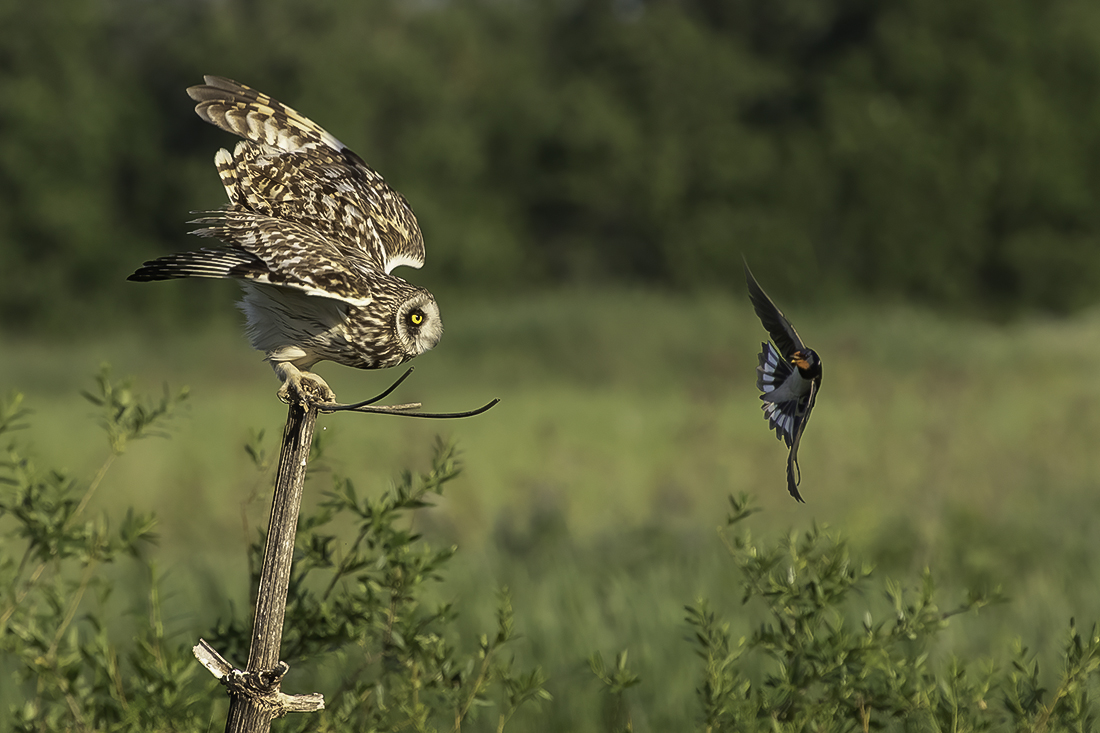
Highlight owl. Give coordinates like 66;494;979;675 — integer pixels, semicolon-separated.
129;76;442;403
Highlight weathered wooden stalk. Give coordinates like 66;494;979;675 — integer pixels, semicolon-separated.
194;395;326;732
192;370;496;731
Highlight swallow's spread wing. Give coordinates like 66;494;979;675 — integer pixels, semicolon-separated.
758;342;798;446
744;261;804;359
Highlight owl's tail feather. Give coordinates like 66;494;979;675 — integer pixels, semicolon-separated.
127;248;263;282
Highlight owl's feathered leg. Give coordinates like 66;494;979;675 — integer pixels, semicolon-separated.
273;362;336;405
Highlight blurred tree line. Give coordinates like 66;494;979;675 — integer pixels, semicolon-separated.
2;0;1099;333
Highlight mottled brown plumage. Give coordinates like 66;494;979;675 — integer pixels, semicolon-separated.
130;76;442;402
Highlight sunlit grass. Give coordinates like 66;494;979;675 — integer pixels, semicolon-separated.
2;287;1098;730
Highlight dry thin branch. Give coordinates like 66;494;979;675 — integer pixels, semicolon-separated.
317;367;500;418
194;394;324;733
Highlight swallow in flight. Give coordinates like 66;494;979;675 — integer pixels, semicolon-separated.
744;261;822;502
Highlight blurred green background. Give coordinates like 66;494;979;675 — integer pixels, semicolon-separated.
6;0;1100;327
2;0;1100;729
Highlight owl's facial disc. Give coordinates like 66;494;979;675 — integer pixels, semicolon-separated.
396;293;442;356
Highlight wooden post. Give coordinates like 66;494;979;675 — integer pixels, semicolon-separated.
191;371;496;731
194;397;325;731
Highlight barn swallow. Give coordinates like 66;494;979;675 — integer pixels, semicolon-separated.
744;261;822;502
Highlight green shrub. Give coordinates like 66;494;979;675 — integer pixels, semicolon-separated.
0;373;549;732
2;375;1097;731
681;495;1100;732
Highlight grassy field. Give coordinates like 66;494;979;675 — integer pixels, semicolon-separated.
3;286;1099;730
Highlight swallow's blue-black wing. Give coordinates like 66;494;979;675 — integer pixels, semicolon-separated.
744;261;805;359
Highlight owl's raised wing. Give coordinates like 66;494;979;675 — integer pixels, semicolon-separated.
187;75;425;275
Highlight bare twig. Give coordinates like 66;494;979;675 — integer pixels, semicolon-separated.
317;367;500;419
320;399;500;418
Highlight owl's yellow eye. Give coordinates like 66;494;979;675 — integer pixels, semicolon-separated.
410;312;424;326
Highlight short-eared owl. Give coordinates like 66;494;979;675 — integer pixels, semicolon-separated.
744;262;822;503
129;76;442;403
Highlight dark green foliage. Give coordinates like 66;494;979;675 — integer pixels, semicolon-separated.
1003;623;1100;733
80;365;191;455
0;374;204;732
686;494;1100;732
210;436;552;732
590;650;641;733
4;0;1100;333
3;376;1100;731
0;373;548;732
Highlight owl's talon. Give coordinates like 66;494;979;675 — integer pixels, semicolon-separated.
274;364;336;405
